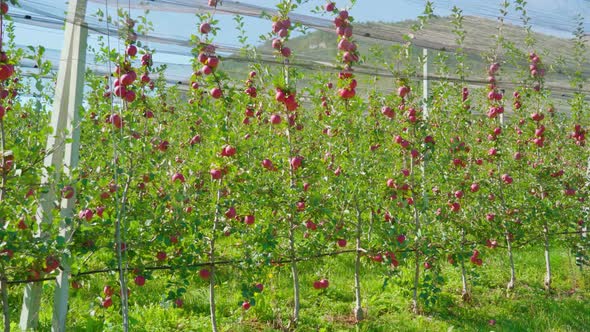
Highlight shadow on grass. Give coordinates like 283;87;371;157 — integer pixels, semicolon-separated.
432;291;590;332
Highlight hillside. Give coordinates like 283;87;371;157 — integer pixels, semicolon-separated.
223;15;589;103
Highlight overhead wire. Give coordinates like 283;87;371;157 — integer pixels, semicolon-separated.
8;0;590;98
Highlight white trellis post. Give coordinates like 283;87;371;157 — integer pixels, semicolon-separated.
19;0;88;330
422;48;429;118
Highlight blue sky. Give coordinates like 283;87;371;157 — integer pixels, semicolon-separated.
10;0;590;80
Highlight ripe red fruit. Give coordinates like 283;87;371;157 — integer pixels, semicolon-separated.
398;86;410;98
175;298;184;308
381;106;394;118
290;156;303;171
244;215;255;225
172;173;186;183
134;275;146;286
305;220;317;230
319;279;330;289
337;239;347;247
190;135;202;145
207;56;220;68
530;112;544;122
501;174;513;184
424;262;432;269
62;185;75;199
78;209;94;221
1;3;9;15
255;283;264;292
221;145;236;157
449;202;460;212
225;207;237;219
102;297;113;308
210;87;222;99
126;45;138;57
103;285;114;296
271;39;282;50
242;301;251;310
470;183;480;193
0;249;13;259
313;281;322;289
454;190;464;199
199;269;211;280
109;113;123;129
386;178;395;188
281;47;292;58
200;22;212;34
270;114;282;124
296;201;306;211
325;2;335;11
397;234;406;244
156;251;167;261
262;159;274;170
17;219;27;230
210;168;222;180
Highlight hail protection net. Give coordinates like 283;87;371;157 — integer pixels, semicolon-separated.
11;0;590;108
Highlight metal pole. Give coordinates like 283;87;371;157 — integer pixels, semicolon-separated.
19;0;87;330
422;48;429;118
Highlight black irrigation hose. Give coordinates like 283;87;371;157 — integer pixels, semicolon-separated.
5;229;587;285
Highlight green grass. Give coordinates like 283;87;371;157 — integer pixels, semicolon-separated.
7;246;590;331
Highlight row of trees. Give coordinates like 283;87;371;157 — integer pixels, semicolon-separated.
1;0;588;331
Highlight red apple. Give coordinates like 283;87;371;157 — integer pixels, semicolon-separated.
102;297;113;308
200;22;211;34
1;3;9;15
156;251;167;261
199;269;210;280
172;173;186;183
126;45;137;57
62;185;75;199
210;87;222;99
103;285;114;296
244;215;255;225
242;301;251;310
134;275;146;286
337;239;347;247
210;168;222;180
290;156;303;171
225;207;237;219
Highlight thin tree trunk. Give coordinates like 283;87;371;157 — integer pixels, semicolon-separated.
505;230;516;291
543;220;552;290
288;221;300;326
459;228;470;302
353;208;364;321
1;118;9;332
209;185;222;332
1;267;9;332
115;178;131;332
412;205;421;314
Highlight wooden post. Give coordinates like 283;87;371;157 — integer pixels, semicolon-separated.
19;0;87;330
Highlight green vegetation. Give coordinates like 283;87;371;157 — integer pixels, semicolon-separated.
8;246;589;331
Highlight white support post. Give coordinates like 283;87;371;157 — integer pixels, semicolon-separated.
422;48;429;118
19;0;87;330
